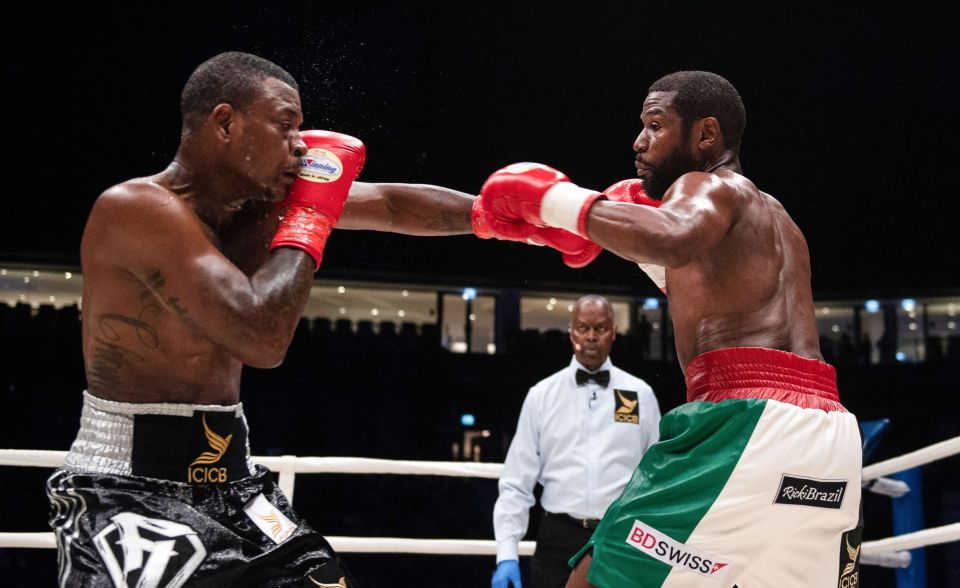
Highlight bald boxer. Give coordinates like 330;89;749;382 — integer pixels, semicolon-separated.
45;51;484;588
476;71;863;587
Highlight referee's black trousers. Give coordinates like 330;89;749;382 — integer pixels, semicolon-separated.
531;512;595;588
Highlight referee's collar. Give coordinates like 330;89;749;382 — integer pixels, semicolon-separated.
569;356;613;377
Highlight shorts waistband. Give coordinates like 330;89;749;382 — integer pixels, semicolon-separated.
685;347;845;412
65;391;254;483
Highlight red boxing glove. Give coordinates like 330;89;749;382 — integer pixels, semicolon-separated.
472;196;597;268
530;227;601;269
480;163;603;236
601;178;661;208
471;196;538;242
271;130;366;270
568;179;660;268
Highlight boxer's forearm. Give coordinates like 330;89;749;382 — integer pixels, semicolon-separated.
585;181;733;269
583;201;685;266
222;201;280;275
339;182;474;235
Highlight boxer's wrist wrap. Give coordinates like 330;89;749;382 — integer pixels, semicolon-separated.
270;205;336;270
540;182;603;236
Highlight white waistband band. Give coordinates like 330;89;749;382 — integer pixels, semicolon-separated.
64;391;253;477
81;390;246;417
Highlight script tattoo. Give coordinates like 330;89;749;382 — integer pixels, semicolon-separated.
88;307;160;391
422;209;464;232
98;312;160;349
145;270;203;335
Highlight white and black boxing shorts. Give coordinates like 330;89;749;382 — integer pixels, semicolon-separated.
47;392;356;587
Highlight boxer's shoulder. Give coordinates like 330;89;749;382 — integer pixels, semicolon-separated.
88;176;205;244
94;175;187;213
662;171;739;207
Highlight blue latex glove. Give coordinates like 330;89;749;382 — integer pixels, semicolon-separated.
491;559;522;588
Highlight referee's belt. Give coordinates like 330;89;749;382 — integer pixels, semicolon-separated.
546;511;600;530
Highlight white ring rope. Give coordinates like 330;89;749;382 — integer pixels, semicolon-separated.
861;523;960;556
0;532;537;555
2;436;959;563
861;434;960;481
0;450;503;478
860;551;911;569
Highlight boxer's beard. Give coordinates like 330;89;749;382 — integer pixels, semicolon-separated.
640;145;698;201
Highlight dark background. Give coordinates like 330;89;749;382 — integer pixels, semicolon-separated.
2;1;958;295
2;2;959;587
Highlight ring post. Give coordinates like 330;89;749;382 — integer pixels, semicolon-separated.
892;467;926;588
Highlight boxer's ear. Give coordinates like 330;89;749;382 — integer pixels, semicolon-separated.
211;103;238;141
696;117;720;150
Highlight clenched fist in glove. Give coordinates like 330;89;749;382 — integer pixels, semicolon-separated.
270;130;366;270
478;163;602;237
472;186;599;269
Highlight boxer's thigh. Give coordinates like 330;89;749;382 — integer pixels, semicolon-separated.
663;402;862;587
584;400;768;587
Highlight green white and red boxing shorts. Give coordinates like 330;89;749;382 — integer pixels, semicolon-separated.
571;347;863;587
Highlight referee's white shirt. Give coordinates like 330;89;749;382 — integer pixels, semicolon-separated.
494;356;660;562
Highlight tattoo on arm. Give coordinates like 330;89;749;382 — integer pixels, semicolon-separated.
424;209;467;232
386;189;471;233
144;270;204;335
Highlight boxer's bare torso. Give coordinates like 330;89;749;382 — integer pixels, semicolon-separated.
587;90;820;371
80;175;476;406
590;169;820;371
662;172;820;369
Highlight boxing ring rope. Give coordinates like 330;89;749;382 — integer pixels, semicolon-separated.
861;434;960;481
2;439;959;564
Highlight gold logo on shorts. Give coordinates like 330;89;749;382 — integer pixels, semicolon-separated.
187;414;232;483
837;524;862;587
257;511;292;542
842;535;860;577
614;389;639;424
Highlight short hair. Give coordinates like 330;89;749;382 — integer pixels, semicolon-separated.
649;71;746;149
180;52;298;131
573;295;614;319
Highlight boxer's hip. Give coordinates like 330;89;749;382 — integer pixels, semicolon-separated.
684;346;846;412
64;390;255;484
575;349;862;586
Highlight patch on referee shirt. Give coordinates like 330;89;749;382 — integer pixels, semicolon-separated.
614;389;639;424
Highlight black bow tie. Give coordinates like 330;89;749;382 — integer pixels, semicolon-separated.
576;369;610;387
